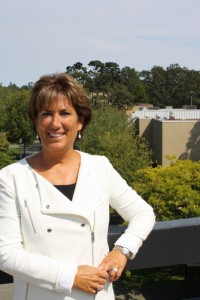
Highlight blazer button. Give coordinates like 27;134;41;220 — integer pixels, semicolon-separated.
81;223;86;227
47;228;52;232
46;205;50;209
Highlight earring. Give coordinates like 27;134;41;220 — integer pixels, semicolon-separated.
78;131;82;139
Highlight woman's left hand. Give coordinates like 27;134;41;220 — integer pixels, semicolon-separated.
98;250;127;282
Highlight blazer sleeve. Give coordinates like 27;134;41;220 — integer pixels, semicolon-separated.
105;157;156;258
0;168;77;293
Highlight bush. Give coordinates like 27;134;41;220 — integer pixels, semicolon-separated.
133;160;200;220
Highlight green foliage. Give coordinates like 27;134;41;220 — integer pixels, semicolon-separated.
78;105;152;185
0;132;17;169
66;61;146;109
0;133;9;151
0;85;15;131
5;90;35;144
66;61;200;109
118;265;186;292
0;152;13;169
133;160;200;220
0;148;18;169
107;83;134;109
141;64;200;107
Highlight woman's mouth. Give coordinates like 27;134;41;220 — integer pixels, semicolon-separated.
48;133;64;138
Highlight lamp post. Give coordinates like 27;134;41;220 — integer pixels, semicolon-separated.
190;91;193;106
19;138;22;160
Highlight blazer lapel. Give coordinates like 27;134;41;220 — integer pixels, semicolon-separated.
32;152;104;219
72;152;104;217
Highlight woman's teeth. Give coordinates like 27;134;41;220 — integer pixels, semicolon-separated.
49;133;63;137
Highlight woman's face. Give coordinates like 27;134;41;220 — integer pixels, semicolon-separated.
35;96;83;153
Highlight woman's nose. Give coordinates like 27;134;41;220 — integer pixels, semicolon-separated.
51;115;61;128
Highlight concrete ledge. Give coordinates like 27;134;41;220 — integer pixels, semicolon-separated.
109;217;200;270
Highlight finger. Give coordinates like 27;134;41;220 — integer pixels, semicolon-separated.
96;284;104;292
97;269;109;281
112;272;120;281
90;283;105;295
98;262;108;272
95;276;107;286
91;287;98;295
108;269;117;282
109;266;121;282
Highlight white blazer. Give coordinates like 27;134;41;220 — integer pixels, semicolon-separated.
0;151;155;300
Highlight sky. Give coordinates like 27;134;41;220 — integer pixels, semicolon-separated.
1;0;200;87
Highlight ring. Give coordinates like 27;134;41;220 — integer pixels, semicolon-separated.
111;267;118;273
97;287;102;292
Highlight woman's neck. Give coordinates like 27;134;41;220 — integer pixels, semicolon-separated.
39;148;76;167
27;149;81;185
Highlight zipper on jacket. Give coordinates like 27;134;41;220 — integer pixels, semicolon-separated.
25;283;29;300
92;214;95;300
91;232;95;242
24;200;37;234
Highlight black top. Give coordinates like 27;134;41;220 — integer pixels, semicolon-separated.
54;183;76;201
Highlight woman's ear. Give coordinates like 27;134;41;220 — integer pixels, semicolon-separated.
78;117;85;130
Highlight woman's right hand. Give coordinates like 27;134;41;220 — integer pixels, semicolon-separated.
73;265;108;294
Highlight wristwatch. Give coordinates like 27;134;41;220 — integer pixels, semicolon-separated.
113;245;132;259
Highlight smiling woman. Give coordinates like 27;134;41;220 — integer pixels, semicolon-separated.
27;73;91;137
26;74;91;185
0;72;155;300
34;97;83;154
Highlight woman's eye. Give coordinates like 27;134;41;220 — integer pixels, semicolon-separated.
61;111;70;116
42;112;51;116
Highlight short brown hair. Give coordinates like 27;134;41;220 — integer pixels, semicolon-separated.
28;73;92;133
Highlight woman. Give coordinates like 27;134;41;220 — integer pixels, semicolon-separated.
0;73;155;300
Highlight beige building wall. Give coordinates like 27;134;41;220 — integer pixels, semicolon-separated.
152;120;163;165
136;118;153;147
136;118;200;167
161;120;199;166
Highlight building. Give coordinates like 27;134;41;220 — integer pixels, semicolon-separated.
131;107;200;167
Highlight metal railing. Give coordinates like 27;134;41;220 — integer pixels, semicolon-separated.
109;217;200;270
0;217;200;284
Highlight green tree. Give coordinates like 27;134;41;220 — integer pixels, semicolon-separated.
0;133;17;169
66;61;148;108
0;152;14;169
0;133;9;150
141;64;200;108
182;69;200;107
140;66;167;106
88;60;121;92
107;83;134;109
78;105;152;185
66;62;91;89
0;85;15;131
133;160;200;220
165;64;188;107
5;90;35;145
121;66;147;103
0;84;32;132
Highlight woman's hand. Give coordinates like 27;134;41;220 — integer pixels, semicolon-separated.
98;250;128;282
73;265;108;295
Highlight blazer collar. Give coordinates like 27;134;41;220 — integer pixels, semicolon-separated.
29;152;104;220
